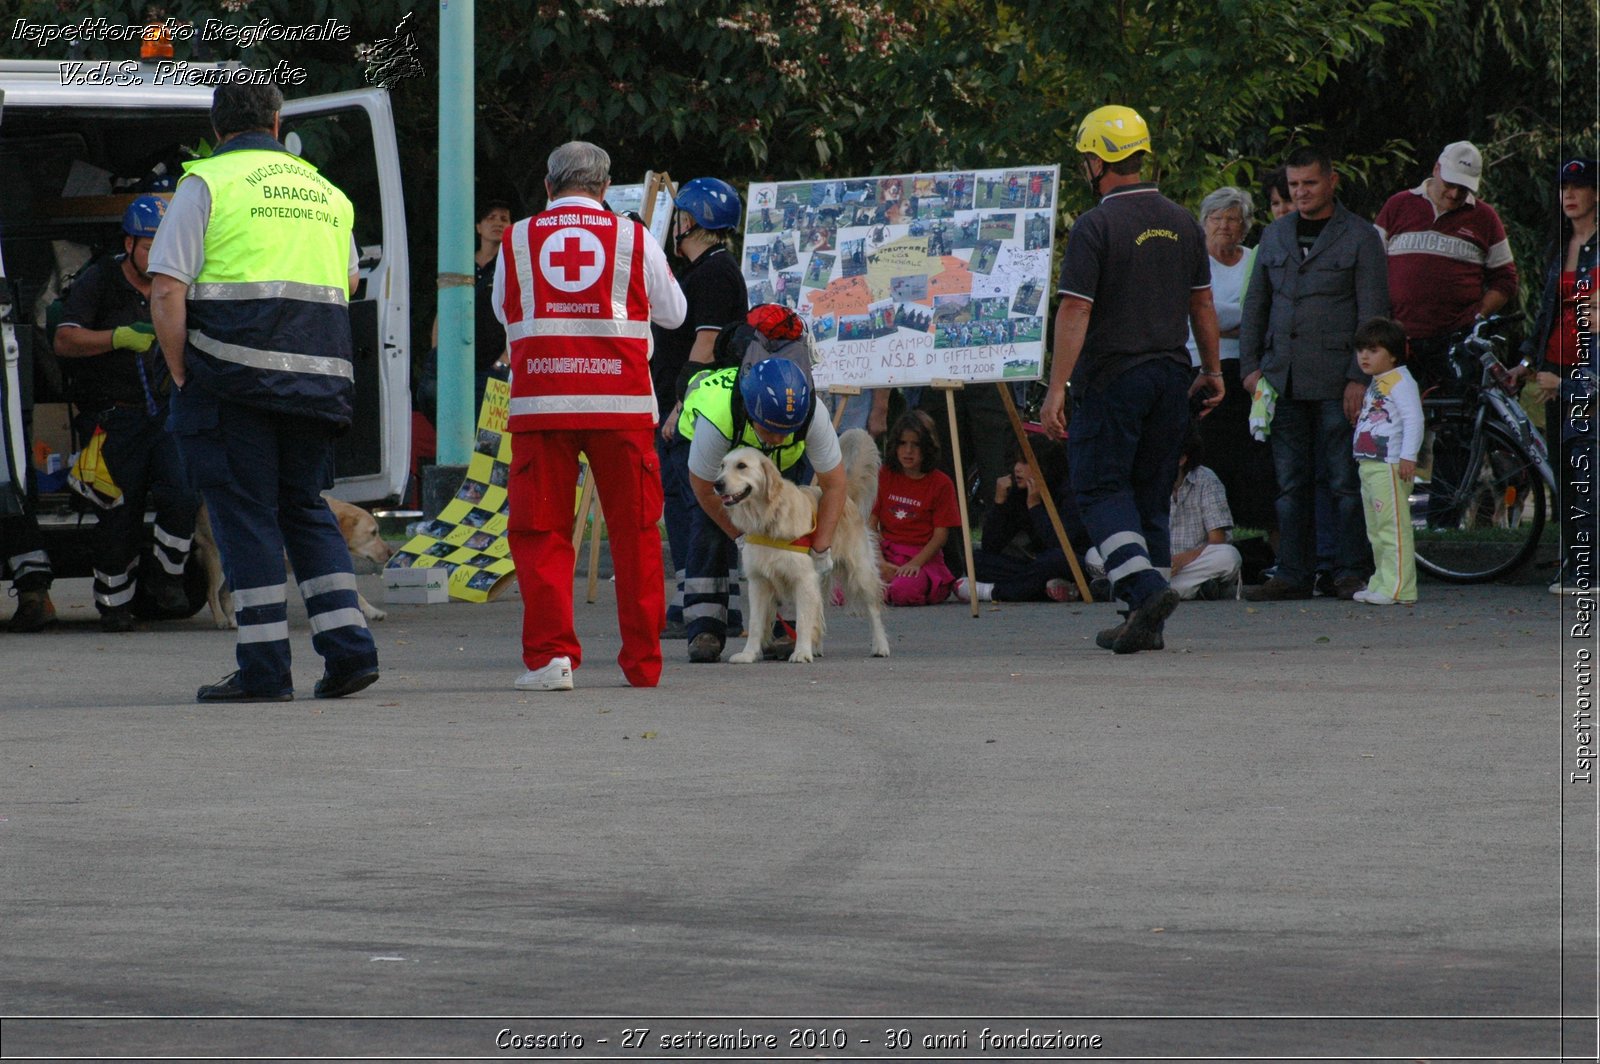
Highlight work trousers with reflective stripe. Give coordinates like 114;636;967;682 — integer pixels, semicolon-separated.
2;516;53;592
508;427;665;687
172;394;376;695
1068;358;1191;610
83;406;197;613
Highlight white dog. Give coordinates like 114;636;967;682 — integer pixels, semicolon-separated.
714;428;890;663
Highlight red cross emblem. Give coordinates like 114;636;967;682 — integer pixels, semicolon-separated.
549;236;596;282
539;226;606;292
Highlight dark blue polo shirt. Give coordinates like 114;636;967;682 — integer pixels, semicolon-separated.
57;254;155;410
1057;183;1210;388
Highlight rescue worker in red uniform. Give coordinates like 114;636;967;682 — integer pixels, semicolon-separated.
492;141;687;691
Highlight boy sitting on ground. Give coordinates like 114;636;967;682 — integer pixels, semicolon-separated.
1086;432;1242;600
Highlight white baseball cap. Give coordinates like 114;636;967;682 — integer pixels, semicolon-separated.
1437;141;1483;192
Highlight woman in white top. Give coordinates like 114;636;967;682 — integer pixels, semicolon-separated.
1187;186;1276;532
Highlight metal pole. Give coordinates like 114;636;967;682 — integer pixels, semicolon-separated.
434;0;474;467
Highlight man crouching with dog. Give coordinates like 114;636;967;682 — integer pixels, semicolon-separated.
492;141;686;691
681;351;848;663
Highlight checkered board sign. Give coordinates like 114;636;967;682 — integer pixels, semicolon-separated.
387;378;518;603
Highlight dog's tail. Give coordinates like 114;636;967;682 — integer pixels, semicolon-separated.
838;427;881;513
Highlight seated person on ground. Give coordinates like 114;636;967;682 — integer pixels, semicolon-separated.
956;435;1091;603
872;410;960;606
1086;432;1242;600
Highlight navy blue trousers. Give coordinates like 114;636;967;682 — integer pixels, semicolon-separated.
82;406;197;613
1269;396;1369;587
1068;358;1190;610
172;389;377;695
658;431;694;625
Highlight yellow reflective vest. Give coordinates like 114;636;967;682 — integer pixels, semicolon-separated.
679;366;807;472
180;134;357;425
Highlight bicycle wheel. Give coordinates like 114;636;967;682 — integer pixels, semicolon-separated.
1413;417;1546;583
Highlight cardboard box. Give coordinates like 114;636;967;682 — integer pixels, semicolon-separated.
384;585;449;605
384;566;448;603
384;566;447;588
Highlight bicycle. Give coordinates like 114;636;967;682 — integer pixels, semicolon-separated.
1412;315;1558;583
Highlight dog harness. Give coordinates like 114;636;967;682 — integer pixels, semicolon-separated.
743;523;816;553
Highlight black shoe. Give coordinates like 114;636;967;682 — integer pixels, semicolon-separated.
1096;620;1164;652
688;632;722;663
763;616;797;660
661;618;688;639
150;573;190;617
196;671;293;703
314;664;380;699
9;589;56;632
1088;577;1112;602
1196;573;1238;601
1244;577;1314;602
1313;570;1338;597
1333;576;1367;601
763;637;797;661
100;606;136;634
1113;588;1179;654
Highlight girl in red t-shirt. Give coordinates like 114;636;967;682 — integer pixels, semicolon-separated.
872;410;961;606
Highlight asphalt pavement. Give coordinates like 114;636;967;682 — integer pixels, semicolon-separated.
1;568;1594;1061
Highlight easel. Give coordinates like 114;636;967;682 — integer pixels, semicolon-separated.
572;170;676;603
927;379;1094;617
995;382;1093;603
928;380;982;618
828;385;861;430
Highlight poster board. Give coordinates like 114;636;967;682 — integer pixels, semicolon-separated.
387;378;517;602
607;171;673;247
741;165;1059;390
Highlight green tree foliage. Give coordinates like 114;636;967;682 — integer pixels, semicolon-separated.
6;0;1586;328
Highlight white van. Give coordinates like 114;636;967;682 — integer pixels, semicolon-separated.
0;59;410;587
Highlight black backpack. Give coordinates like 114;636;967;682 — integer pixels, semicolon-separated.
718;323;819;444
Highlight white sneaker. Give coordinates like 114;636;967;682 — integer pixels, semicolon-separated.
515;656;573;691
1352;589;1396;605
953;577;993;603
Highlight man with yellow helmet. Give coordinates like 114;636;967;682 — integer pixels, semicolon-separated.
1040;104;1224;654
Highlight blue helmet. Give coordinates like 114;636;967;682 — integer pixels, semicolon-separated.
122;195;167;238
740;358;811;435
674;177;742;231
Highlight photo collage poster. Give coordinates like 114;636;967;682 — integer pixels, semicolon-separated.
388;378;518;603
742;165;1059;390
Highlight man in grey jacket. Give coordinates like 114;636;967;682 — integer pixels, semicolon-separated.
1240;145;1389;600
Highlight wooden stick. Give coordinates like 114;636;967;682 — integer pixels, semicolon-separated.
586;497;604;604
932;379;980;619
827;385;862;431
996;383;1094;602
571;460;595;555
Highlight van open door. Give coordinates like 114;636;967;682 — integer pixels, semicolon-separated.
0;85;32;518
280;88;409;504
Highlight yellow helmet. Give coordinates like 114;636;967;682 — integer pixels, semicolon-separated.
1075;105;1151;162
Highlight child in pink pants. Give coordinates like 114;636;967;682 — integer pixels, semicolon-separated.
872;410;961;606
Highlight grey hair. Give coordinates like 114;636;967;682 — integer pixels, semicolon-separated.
211;82;283;138
1198;186;1255;236
546;141;611;196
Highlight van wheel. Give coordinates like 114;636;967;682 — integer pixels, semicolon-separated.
129;551;209;620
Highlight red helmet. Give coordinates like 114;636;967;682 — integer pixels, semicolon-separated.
746;303;804;342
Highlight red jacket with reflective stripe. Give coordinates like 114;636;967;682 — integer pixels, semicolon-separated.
500;204;654;432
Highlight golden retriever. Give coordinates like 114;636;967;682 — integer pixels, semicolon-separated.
194;494;390;629
715;427;890;663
